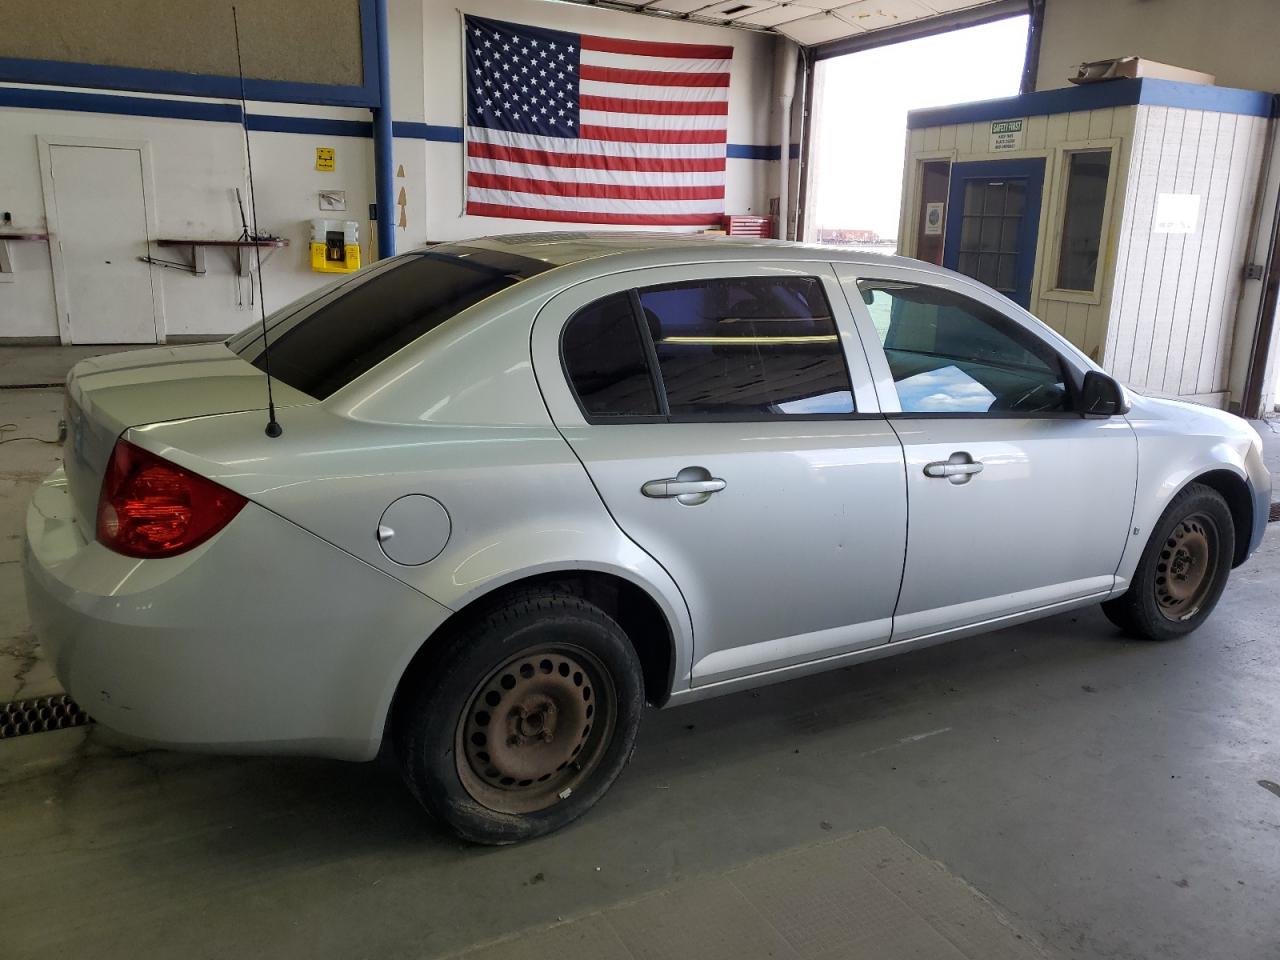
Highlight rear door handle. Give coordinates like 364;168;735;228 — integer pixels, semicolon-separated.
923;452;984;485
642;478;726;497
642;466;726;505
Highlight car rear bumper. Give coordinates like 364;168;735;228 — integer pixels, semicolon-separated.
23;468;451;761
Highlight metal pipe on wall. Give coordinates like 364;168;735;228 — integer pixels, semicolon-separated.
773;37;799;241
372;0;395;259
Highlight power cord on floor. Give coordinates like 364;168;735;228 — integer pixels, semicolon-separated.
0;423;61;445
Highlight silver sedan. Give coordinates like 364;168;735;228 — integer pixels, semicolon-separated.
24;234;1271;843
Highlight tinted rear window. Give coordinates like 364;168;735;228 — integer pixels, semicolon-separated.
561;293;660;418
232;248;549;399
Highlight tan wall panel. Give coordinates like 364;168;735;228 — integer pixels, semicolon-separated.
0;0;364;87
1038;0;1280;93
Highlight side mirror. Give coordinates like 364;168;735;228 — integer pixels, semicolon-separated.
1079;370;1129;417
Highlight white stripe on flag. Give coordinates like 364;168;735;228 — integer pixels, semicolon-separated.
579;50;732;75
468;187;726;215
578;110;727;131
467;126;727;159
579;79;728;102
468;156;726;187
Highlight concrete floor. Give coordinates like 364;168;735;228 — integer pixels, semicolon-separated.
2;344;1279;960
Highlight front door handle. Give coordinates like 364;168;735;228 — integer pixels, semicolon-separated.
642;466;726;505
923;452;984;485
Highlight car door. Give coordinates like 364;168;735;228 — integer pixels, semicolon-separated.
531;261;907;689
834;262;1137;641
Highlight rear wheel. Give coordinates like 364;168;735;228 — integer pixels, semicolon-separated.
395;591;643;844
1101;483;1234;641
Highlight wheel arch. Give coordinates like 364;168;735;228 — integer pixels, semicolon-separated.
387;567;684;742
1185;468;1254;567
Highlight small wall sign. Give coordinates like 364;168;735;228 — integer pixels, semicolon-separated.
1154;193;1201;234
924;201;945;236
989;118;1025;152
315;147;336;172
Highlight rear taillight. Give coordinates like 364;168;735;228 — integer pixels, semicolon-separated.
96;440;246;558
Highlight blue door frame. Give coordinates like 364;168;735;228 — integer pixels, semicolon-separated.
943;158;1045;309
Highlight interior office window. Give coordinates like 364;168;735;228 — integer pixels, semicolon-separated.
858;280;1070;415
561;294;661;417
637;277;855;417
1056;150;1112;291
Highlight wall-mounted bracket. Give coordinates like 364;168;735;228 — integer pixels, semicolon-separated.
0;232;51;283
141;238;290;277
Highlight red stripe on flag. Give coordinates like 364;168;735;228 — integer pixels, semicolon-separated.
579;95;728;116
580;35;733;60
469;171;725;201
468;141;726;173
578;125;727;145
466;201;721;226
580;65;729;88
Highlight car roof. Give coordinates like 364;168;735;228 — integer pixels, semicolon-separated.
444;231;925;271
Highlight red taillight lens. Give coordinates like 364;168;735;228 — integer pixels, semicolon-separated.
96;440;247;558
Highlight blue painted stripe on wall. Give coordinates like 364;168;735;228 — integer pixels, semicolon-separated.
908;78;1276;129
0;84;242;123
393;122;464;142
0;56;376;110
727;143;777;160
725;143;802;160
0;0;380;107
0;86;790;156
247;114;373;137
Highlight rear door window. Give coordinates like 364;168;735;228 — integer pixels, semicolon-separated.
232;248;549;399
638;276;855;417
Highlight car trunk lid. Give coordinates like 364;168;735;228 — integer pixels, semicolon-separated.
62;342;315;529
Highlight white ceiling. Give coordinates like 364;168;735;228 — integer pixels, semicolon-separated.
565;0;1011;47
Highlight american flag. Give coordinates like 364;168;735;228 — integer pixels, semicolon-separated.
464;14;732;227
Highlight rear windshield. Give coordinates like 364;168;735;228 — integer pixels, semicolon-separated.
230;246;551;399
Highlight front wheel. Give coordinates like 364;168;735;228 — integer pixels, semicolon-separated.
1102;482;1234;641
395;590;643;844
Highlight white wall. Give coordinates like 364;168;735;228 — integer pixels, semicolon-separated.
1037;0;1280;94
0;0;779;341
0;97;375;340
1104;106;1268;404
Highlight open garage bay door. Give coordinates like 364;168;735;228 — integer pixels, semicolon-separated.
559;0;1026;50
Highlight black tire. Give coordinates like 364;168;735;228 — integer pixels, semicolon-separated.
1101;482;1235;641
395;590;643;844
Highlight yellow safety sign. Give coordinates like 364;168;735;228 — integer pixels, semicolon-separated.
315;147;335;172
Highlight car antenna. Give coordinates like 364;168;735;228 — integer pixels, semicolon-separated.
232;6;282;438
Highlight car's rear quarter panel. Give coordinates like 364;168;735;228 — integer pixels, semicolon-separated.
25;471;450;759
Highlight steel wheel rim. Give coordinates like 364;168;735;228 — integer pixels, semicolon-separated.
1154;512;1218;621
455;644;615;815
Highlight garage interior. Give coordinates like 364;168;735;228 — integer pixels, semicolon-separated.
2;1;1280;958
